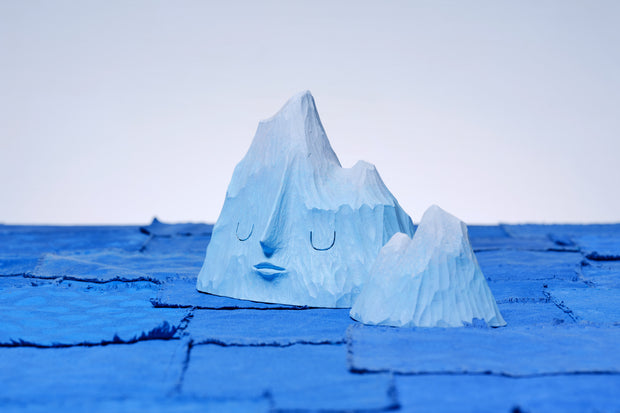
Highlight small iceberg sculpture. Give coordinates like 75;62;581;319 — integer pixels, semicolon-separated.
197;91;414;307
350;205;506;327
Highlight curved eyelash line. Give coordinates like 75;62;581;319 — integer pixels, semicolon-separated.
310;231;336;251
236;222;254;241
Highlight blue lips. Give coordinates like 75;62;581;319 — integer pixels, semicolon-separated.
253;262;286;281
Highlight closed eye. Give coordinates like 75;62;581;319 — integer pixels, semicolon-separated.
236;222;254;241
310;231;336;251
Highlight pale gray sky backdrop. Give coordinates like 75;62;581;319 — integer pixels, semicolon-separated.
1;1;619;225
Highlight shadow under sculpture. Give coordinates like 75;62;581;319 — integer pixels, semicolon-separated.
196;91;415;307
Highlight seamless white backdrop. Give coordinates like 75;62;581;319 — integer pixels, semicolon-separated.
1;1;619;224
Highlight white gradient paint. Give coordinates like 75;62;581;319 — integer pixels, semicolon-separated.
351;205;506;327
197;91;414;307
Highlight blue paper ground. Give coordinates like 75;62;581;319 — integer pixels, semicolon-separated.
0;222;618;412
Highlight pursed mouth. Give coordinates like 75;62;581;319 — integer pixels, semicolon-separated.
253;262;286;281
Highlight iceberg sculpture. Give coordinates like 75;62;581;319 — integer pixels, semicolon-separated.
350;205;506;327
196;91;415;307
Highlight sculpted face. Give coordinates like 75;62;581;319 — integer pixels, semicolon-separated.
196;92;414;307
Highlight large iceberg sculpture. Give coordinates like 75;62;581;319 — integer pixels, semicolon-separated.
350;205;506;327
197;91;415;307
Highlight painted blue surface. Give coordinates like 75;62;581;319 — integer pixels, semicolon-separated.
139;218;213;237
140;235;212;255
154;279;303;309
0;225;145;255
547;286;620;324
0;340;186;402
468;225;572;252
470;235;568;252
1;398;271;413
476;249;583;281
495;301;573;326
348;324;620;375
186;308;352;345
582;260;620;288
0;278;187;346
0;256;40;276
501;223;620;240
182;344;397;411
574;234;620;260
395;375;620;413
0;222;618;412
32;250;203;283
486;279;551;303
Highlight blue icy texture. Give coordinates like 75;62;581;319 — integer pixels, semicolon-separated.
0;279;187;346
186;308;353;345
139;217;213;237
348;323;620;376
393;375;620;413
351;205;506;327
182;344;396;411
33;250;202;283
2;224;620;411
1;340;186;403
196;91;414;307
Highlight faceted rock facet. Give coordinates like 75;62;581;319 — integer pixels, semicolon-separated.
196;92;414;307
351;205;506;327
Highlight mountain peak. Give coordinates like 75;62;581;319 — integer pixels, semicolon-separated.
415;205;467;250
247;91;340;168
198;92;416;307
351;205;506;327
228;91;340;197
262;90;315;123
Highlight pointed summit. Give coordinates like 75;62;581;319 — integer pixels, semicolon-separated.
263;90;318;124
351;205;506;327
227;91;340;198
250;91;339;166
